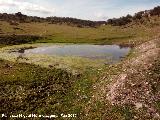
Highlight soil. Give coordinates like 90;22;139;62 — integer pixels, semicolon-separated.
102;38;160;119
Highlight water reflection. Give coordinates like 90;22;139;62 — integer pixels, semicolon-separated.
17;44;131;62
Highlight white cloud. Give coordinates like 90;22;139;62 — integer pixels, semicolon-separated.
18;2;55;14
94;12;108;21
0;0;55;15
95;12;103;18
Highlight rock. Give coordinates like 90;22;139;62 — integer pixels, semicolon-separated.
4;64;12;68
49;65;54;68
135;103;143;109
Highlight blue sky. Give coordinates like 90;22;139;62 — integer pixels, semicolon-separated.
0;0;159;20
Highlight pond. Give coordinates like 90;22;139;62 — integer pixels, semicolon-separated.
18;44;131;63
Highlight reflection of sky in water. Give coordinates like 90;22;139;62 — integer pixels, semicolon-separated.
24;45;131;62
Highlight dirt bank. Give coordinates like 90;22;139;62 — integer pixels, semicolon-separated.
100;38;160;119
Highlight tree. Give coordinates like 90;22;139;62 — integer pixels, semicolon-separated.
150;6;160;16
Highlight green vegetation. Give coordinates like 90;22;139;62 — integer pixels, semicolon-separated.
0;16;160;46
0;34;41;45
0;59;105;119
0;59;78;116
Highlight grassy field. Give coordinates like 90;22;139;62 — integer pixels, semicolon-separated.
0;16;160;119
0;16;160;46
0;59;109;119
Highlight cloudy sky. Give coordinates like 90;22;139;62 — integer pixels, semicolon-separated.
0;0;159;21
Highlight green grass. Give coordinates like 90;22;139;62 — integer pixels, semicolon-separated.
0;57;131;119
0;60;74;113
0;59;106;119
1;18;160;46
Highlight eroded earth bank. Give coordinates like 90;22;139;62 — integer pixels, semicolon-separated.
96;38;160;119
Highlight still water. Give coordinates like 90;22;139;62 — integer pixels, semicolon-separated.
20;44;131;62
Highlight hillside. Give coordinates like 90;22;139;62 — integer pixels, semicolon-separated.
0;17;160;46
107;6;160;26
0;6;159;47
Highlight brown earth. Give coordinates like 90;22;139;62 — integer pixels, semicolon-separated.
97;38;160;119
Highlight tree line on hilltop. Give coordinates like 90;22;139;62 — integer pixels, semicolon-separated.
107;6;160;26
0;12;106;28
